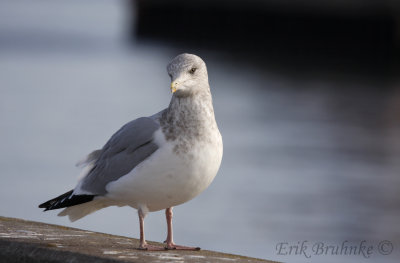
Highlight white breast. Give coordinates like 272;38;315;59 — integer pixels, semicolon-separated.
105;128;223;212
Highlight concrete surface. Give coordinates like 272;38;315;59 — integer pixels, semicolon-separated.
0;216;277;263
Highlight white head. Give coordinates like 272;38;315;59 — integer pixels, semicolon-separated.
167;53;209;97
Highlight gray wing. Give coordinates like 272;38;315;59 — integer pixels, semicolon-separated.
79;116;161;195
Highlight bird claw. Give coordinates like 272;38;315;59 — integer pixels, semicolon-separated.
164;243;201;251
138;243;166;251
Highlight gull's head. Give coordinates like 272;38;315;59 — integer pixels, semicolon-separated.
167;53;209;97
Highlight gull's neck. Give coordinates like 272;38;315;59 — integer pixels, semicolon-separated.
168;88;214;122
160;87;218;143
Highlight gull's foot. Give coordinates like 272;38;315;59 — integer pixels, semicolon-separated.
165;242;201;251
138;242;166;251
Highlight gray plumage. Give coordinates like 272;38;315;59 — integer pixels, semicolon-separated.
79;116;161;195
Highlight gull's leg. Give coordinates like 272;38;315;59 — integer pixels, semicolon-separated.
137;208;164;251
164;207;200;250
138;208;147;249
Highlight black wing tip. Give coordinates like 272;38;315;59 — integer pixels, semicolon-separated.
39;190;73;210
39;190;95;211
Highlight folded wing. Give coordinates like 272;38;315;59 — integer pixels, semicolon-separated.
78;116;160;195
39;115;161;211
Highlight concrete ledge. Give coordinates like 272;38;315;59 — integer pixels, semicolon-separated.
0;216;277;263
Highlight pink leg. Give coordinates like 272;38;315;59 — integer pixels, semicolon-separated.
164;207;200;250
137;209;164;251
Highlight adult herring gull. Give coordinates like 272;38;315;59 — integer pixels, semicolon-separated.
39;53;223;250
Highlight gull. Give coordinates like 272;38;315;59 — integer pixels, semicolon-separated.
39;53;223;250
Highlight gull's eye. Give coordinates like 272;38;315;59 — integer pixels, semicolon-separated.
189;67;197;74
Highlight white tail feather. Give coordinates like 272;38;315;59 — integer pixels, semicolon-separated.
58;199;109;222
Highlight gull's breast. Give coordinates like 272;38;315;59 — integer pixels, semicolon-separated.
105;128;223;212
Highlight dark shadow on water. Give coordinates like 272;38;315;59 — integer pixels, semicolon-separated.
131;0;400;81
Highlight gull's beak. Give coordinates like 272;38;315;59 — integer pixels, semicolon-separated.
170;81;178;93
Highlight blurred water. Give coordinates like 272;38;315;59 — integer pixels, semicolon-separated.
0;1;400;263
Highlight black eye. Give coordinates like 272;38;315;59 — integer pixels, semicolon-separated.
189;67;197;74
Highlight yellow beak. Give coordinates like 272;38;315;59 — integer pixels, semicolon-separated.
170;82;178;93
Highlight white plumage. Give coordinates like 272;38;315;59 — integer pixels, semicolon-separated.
40;53;223;250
